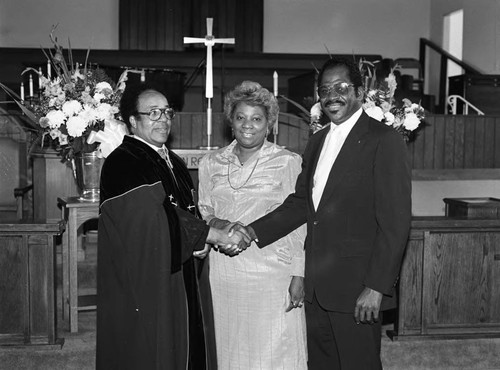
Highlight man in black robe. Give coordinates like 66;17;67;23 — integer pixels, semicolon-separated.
96;84;247;369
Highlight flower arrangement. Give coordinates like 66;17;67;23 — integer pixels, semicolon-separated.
281;58;425;141
0;26;128;162
360;59;425;141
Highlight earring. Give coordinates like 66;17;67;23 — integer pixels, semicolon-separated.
231;128;235;138
266;128;270;136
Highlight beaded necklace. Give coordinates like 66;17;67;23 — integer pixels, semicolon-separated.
227;158;260;190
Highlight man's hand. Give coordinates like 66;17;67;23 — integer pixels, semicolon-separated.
228;223;258;243
285;276;305;312
207;222;252;256
354;287;383;324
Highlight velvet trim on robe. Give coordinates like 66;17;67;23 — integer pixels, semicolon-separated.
96;136;217;370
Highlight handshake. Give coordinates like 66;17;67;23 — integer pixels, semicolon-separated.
205;218;257;257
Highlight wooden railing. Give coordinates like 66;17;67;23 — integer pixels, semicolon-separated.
171;112;500;170
419;38;482;113
408;114;500;169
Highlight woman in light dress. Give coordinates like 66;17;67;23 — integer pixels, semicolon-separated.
198;81;307;369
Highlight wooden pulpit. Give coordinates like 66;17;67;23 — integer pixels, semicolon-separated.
0;221;65;347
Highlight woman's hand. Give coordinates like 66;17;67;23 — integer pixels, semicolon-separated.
193;243;211;259
285;276;305;312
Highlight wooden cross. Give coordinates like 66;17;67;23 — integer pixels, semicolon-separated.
184;18;235;149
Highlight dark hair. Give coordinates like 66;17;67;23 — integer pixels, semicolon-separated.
223;81;279;126
317;56;363;92
119;83;160;130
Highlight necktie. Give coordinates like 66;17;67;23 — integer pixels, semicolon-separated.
312;124;343;210
158;147;179;189
158;147;174;169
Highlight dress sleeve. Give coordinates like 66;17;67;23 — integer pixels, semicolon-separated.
280;154;306;277
197;154;216;224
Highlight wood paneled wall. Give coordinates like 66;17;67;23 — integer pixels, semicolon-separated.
170;113;500;170
408;115;500;169
119;0;263;52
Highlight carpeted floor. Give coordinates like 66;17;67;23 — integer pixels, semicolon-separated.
2;310;499;370
1;232;499;370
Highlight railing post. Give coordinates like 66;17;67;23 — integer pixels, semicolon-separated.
439;55;448;113
419;38;426;83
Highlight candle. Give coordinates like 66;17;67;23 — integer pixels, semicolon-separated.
140;69;145;82
38;67;42;89
273;71;278;97
29;74;34;97
20;82;25;101
47;60;51;78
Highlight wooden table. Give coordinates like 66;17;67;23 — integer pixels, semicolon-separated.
57;197;99;333
0;221;65;347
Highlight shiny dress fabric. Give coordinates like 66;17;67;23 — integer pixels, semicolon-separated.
198;140;307;369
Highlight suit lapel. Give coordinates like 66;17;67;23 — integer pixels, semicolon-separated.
316;112;370;211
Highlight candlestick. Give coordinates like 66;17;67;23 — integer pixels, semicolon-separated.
29;74;34;97
207;104;212;137
20;82;25;101
273;71;279;137
47;60;51;78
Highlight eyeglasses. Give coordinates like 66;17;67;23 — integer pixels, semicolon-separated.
317;82;354;99
137;107;175;121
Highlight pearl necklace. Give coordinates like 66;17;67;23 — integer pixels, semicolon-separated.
227;158;260;190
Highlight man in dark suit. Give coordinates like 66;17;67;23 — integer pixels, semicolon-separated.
244;57;412;369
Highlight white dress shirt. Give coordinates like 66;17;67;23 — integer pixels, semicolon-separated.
312;108;363;210
131;135;173;168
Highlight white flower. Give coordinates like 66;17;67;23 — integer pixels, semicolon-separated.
363;100;376;109
93;92;105;103
45;110;66;129
95;81;112;94
380;101;392;113
385;72;397;98
383;112;395;125
78;105;98;123
49;128;61;140
71;69;84;81
95;103;117;121
58;132;68;145
310;102;322;121
66;116;88;137
364;105;384;121
403;112;420;131
62;100;82;117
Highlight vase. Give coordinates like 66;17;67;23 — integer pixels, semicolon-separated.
73;151;103;202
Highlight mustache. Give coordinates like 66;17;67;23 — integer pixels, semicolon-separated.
323;98;345;107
